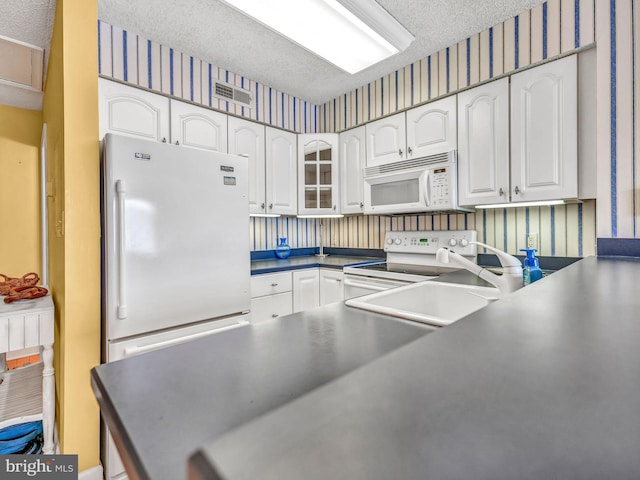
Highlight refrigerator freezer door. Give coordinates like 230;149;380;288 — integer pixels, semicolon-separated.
103;134;251;341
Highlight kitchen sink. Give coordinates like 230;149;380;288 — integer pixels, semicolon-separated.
345;281;500;327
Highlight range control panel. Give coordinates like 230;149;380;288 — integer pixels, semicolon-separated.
384;230;478;256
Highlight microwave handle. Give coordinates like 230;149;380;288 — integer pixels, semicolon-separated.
423;171;431;207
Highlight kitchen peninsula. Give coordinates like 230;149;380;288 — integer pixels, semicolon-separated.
92;256;640;480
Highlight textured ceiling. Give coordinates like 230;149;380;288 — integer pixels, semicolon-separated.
0;1;548;106
98;0;546;104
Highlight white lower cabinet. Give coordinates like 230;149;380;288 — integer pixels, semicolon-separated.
319;269;344;305
292;269;320;313
250;271;293;324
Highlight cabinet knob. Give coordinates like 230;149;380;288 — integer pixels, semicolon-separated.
272;314;279;318
514;186;520;195
175;140;180;145
408;146;413;156
333;205;336;210
360;202;364;209
336;278;342;282
162;137;167;143
261;203;265;210
269;203;273;210
499;187;504;197
271;283;278;287
398;149;403;157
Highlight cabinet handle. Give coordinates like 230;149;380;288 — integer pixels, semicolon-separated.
269;203;273;210
271;283;278;287
499;187;504;197
408;146;413;156
514;186;520;195
162;137;167;143
272;314;279;318
360;202;364;209
175;140;180;145
333;205;336;210
261;202;265;210
398;148;403;157
336;279;342;282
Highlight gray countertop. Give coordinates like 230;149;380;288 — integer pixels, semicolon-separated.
191;256;640;480
91;304;433;480
250;254;384;274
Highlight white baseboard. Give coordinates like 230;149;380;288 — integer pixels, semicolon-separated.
78;465;104;480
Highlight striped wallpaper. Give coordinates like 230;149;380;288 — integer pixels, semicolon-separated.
98;0;623;257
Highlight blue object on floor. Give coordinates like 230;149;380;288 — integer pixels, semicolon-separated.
0;420;43;454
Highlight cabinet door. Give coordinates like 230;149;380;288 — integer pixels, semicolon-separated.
319;269;344;305
365;112;406;166
266;128;298;215
250;292;293;324
406;96;457;159
228;117;266;215
510;55;578;202
170;99;228;151
457;78;510;206
99;78;170;141
339;126;366;214
292;269;320;313
298;133;340;215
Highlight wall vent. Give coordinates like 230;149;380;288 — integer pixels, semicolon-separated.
0;35;44;91
213;81;253;109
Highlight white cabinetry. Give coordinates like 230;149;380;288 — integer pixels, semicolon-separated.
510;55;577;202
228;117;266;215
169;99;227;151
457;55;578;206
365;112;406;166
298;133;340;215
406;96;457;159
265;127;298;215
457;78;510;206
99;78;170;142
292;269;320;313
250;272;293;324
339;126;366;214
319;269;344;305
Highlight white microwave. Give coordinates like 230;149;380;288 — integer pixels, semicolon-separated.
363;151;474;215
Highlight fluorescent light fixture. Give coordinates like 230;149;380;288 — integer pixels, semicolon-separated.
475;200;582;209
250;213;281;218
222;0;414;74
297;214;345;218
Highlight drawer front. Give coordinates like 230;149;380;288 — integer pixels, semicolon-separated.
250;292;293;324
251;271;292;297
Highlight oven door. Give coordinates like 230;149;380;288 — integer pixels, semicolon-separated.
364;167;429;215
343;274;412;300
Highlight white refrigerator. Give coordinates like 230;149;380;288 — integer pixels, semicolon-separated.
101;133;251;480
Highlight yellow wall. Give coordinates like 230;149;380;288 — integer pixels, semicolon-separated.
0;105;43;276
42;0;100;470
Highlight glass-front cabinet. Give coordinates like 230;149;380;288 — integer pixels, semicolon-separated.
297;133;340;215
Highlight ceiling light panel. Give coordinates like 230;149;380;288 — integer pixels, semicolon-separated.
221;0;414;74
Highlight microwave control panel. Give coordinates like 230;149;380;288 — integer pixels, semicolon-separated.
429;167;452;207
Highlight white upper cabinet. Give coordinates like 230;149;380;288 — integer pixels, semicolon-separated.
228;117;266;215
298;133;340;215
365;112;406;166
510;55;578;202
99;78;170;142
266;127;298;216
457;78;510;206
406;96;457;159
169;100;227;151
339;126;366;214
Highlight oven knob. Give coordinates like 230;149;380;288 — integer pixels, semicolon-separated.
448;238;458;247
459;239;469;247
394;238;402;245
386;238;394;245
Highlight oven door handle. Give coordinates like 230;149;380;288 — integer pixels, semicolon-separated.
343;278;402;291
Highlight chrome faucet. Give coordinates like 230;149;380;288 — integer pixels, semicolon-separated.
436;241;524;295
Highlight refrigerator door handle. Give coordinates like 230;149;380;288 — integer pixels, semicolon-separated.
121;320;250;357
116;179;128;319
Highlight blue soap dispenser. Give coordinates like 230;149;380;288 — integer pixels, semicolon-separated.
520;249;543;285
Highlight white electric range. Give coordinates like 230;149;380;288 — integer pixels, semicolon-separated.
343;230;478;300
